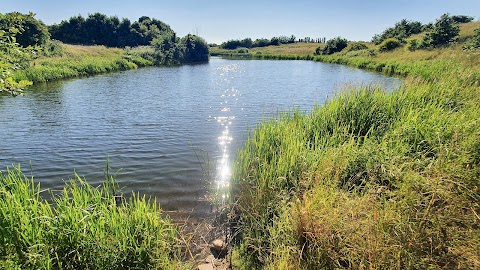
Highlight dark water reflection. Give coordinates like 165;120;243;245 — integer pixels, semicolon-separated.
0;58;402;216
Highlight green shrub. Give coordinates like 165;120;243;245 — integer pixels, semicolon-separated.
316;37;348;55
345;42;368;52
405;38;419;51
378;38;401;52
463;28;480;50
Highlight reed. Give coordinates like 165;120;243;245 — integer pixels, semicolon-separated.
230;34;480;269
0;165;184;269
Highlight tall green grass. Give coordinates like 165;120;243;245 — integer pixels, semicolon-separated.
0;165;184;269
12;44;154;84
230;57;480;268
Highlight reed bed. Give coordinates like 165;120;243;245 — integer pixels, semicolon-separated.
0;166;184;269
230;37;480;269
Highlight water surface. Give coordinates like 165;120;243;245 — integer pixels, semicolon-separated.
0;58;401;216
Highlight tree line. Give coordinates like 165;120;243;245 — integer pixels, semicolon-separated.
219;35;326;50
315;14;476;56
49;13;174;48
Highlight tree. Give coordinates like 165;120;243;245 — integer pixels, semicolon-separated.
372;19;423;45
423;14;459;47
181;34;209;63
0;12;50;47
316;37;348;55
0;13;33;95
451;15;474;23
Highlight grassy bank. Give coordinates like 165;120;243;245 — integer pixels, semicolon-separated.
229;25;480;268
0;166;185;269
12;44;153;84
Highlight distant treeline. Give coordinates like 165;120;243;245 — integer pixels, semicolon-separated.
219;35;326;50
49;13;173;47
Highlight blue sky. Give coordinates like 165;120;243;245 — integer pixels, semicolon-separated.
1;0;479;44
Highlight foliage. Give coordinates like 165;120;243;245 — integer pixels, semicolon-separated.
345;41;368;52
221;35;297;50
230;51;480;268
463;28;480;50
0;13;34;95
180;34;209;63
421;14;460;48
372;19;423;44
378;38;401;52
49;13;174;48
150;33;209;64
316;37;348;55
451;15;474;23
0;166;183;269
405;38;419;51
0;12;50;47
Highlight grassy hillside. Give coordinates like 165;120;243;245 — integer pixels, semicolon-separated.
229;22;480;269
13;43;152;83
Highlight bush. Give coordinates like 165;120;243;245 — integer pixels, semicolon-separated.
345;42;368;52
316;37;348;55
378;38;401;52
463;28;480;50
405;38;419;51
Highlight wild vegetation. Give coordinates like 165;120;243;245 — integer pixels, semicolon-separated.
219;35;325;50
0;165;185;269
228;15;480;269
0;12;209;94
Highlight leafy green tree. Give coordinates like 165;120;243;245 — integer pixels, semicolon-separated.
0;13;33;95
49;13;174;47
253;38;270;47
151;32;181;64
181;34;209;63
316;37;348;55
0;12;50;47
372;19;423;45
451;15;474;23
422;14;459;47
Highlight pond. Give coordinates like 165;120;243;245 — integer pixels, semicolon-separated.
0;58;402;217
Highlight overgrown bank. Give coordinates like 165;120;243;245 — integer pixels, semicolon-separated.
228;20;480;269
0;166;186;269
1;12;209;95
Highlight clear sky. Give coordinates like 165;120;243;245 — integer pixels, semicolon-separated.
1;0;479;44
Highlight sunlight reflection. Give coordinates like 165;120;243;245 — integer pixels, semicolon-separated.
214;64;240;205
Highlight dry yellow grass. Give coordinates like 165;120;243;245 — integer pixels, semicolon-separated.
250;43;320;55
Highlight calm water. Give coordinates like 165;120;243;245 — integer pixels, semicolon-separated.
0;58;401;216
